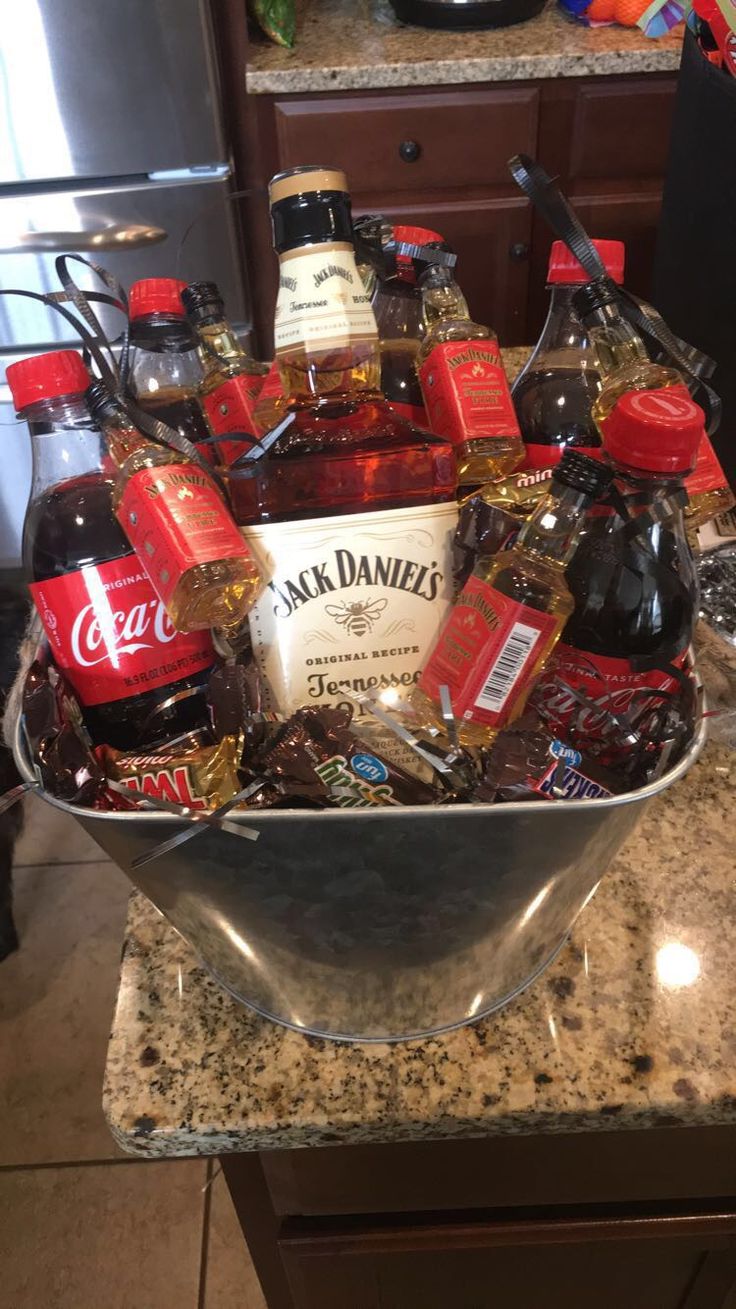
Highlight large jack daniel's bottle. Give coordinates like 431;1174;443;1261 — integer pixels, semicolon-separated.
232;166;458;724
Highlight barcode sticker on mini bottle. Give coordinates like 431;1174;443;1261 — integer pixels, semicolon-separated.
474;620;542;714
419;576;559;730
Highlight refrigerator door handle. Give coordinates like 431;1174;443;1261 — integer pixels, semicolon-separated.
9;223;167;254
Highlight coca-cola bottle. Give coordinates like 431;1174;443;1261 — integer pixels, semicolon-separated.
535;387;701;759
511;240;625;468
128;278;211;449
7;350;215;750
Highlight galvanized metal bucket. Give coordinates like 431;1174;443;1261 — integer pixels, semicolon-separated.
13;709;705;1042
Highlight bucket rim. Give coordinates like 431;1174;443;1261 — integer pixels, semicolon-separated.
12;703;707;826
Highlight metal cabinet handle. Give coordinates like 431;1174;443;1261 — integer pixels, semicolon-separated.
12;224;167;254
398;140;421;163
509;242;530;262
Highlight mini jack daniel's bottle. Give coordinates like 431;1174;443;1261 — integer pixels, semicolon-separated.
232;165;458;724
87;382;262;633
416;264;523;491
182;280;267;467
574;278;734;533
416;450;613;748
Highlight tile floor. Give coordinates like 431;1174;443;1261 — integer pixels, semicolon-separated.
0;794;266;1309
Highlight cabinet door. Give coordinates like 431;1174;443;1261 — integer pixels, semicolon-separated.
280;1217;736;1309
356;198;532;346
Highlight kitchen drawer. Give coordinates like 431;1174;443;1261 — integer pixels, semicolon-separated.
273;88;539;196
279;1210;736;1309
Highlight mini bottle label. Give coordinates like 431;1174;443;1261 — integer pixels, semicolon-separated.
274;242;378;357
30;556;214;706
118;464;251;607
419;339;521;448
521;442;602;471
241;501;458;725
419;574;559;729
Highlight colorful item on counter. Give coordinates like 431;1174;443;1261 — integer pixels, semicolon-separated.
558;0;684;32
248;0;296;48
477;730;623;802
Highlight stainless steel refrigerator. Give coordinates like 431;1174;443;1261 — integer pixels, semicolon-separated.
0;0;250;567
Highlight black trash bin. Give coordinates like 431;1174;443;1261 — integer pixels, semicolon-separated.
654;28;736;485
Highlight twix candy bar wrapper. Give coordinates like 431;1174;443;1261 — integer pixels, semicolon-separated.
97;734;242;812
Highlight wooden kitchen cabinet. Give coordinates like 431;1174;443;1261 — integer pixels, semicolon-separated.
228;73;676;353
222;1127;736;1309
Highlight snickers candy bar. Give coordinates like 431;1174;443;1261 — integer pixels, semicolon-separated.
480;732;622;803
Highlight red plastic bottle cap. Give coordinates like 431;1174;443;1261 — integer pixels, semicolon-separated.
602;387;704;474
6;350;91;413
547;239;626;286
394;225;447;283
128;277;188;320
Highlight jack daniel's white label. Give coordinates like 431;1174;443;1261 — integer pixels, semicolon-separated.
274;242;377;356
241;502;458;723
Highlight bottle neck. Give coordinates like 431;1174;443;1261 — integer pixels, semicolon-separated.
515;482;594;567
540;284;590;351
420;277;488;354
273;240;382;404
23;394;105;497
585;303;650;375
129;316;204;397
194;317;253;377
96;409;150;468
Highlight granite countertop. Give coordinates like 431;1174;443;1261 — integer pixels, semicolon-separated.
103;740;736;1159
245;0;684;95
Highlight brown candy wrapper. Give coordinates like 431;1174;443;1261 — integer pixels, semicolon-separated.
256;705;438;809
22;660;104;806
98;734;242;812
477;731;624;804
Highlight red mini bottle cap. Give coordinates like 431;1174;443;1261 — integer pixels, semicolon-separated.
602;386;704;474
394;225;447;283
6;350;90;412
128;277;188;320
547;240;625;285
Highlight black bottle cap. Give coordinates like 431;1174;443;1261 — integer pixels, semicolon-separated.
85;380;125;424
553;449;613;500
572;276;620;323
181;280;225;324
269;165;354;253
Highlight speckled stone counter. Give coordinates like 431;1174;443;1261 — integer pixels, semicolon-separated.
103;740;735;1159
245;0;684;95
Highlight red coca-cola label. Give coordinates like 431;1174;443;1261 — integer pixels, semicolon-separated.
534;643;689;745
419;574;559;729
30;556;214;707
521;442;602;471
202;373;262;447
118;465;251;608
685;432;731;499
388;399;430;429
419;340;520;449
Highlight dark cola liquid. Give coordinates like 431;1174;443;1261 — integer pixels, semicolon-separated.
513;367;602;451
135;387;211;446
563;503;696;659
380;340;424;410
26;475;211;750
